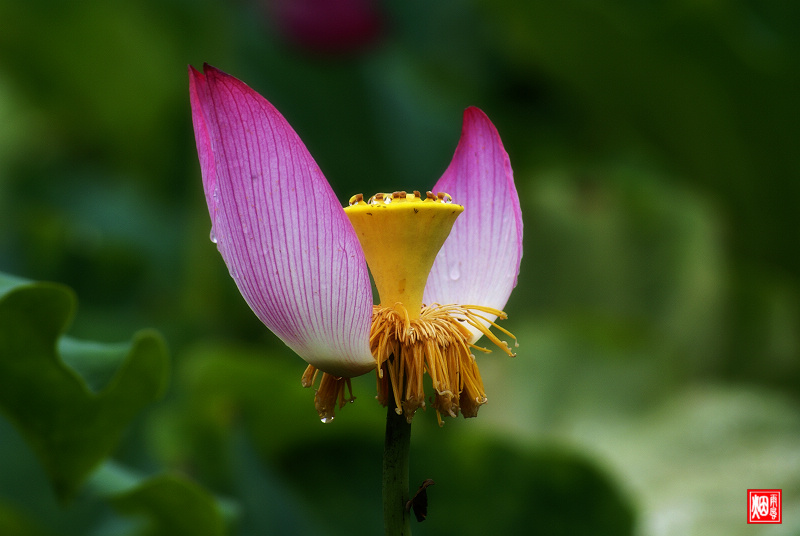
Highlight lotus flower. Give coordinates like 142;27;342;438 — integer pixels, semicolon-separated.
189;64;522;423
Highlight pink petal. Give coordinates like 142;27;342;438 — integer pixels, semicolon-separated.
424;107;522;340
189;65;374;377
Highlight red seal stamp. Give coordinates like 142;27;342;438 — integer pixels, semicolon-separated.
747;489;781;524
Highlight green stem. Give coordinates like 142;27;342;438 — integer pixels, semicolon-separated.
383;402;412;535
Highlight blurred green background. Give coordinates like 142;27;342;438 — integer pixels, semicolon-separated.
1;0;799;535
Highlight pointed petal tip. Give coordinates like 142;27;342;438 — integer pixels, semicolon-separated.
201;64;240;84
463;106;499;131
188;65;203;89
425;105;522;321
201;63;221;76
463;105;487;118
189;64;235;86
461;106;502;140
189;64;214;84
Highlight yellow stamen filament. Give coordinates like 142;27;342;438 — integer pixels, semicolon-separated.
301;365;355;423
371;303;515;425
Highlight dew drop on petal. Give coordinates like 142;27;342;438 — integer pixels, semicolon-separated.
449;264;461;281
209;229;218;244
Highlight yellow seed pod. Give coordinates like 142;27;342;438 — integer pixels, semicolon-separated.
344;191;463;319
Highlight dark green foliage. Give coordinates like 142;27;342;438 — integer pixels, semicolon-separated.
0;274;169;501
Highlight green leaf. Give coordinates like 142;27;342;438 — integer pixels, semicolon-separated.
0;273;169;501
111;474;226;536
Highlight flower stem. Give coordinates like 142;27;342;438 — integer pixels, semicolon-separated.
383;401;412;535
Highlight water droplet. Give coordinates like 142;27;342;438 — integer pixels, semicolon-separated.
209;229;218;244
449;264;461;281
321;416;334;424
383;196;392;204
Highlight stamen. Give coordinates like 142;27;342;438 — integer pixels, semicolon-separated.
301;364;318;387
370;303;516;425
302;365;355;423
